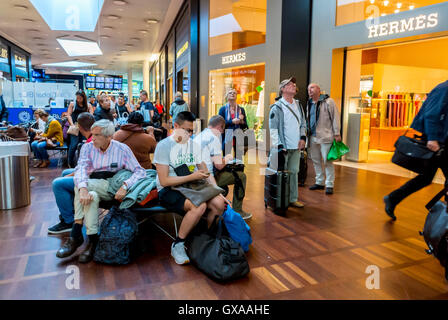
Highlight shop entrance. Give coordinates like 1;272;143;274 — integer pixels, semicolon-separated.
337;35;448;182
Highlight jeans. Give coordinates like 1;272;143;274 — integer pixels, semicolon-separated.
67;134;80;168
52;169;76;224
309;136;335;188
31;141;49;160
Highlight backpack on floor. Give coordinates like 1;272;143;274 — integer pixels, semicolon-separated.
420;187;448;280
94;206;138;265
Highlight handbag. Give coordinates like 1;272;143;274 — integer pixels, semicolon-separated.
222;205;252;252
327;140;350;161
391;135;439;175
67;124;79;136
187;216;250;282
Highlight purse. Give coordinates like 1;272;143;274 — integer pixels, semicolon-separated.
391;135;439;175
67;124;79;136
187;216;250;282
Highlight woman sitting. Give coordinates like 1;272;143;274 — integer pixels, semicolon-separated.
112;111;157;169
31;110;64;168
29;109;46;143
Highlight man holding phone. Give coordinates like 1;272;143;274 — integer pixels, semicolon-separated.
153;111;226;265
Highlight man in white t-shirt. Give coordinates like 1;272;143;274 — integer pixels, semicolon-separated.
153;111;226;265
194;115;251;220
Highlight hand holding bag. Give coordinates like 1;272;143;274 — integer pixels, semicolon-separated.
327;140;350;161
67;123;79;136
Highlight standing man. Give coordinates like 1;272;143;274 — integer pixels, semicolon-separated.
384;80;448;221
307;83;341;195
137;90;155;124
269;77;307;208
169;92;189;128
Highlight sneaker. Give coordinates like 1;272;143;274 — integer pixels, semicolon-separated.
290;201;305;208
48;221;73;234
237;210;252;220
309;184;325;191
325;187;334;195
171;242;190;265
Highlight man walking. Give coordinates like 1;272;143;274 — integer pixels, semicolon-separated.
269;77;307;208
307;83;341;195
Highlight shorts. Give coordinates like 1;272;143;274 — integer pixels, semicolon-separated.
158;187;187;216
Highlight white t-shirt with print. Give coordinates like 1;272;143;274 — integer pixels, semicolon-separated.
153;135;206;191
193;128;223;174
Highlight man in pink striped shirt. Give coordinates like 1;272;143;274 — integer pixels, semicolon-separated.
56;120;146;263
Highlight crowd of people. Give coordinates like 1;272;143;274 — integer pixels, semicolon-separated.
16;77;447;267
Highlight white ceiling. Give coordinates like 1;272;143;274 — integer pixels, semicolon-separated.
0;0;174;80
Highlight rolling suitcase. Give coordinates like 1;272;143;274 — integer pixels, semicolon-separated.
264;167;290;216
298;150;308;187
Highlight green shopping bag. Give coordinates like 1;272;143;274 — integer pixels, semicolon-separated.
327;140;350;161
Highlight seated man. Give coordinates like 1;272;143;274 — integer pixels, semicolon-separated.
56;120;146;263
112;111;157;169
48;112;95;234
194;115;251;220
153;111;226;265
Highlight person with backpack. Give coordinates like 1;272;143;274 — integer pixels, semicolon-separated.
169;92;189;128
306;83;341;195
137;90;156;123
268;77;307;209
55;120;146;263
384;80;448;221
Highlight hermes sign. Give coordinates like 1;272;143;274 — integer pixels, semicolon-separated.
222;52;246;65
368;13;438;38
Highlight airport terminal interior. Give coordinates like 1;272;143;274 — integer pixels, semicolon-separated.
0;0;448;300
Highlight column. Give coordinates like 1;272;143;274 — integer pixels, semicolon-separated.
127;67;133;104
143;59;150;96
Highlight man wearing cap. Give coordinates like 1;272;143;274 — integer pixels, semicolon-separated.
268;77;307;208
307;83;341;195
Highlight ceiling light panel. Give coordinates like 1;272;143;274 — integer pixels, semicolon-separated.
57;38;103;56
43;61;97;68
72;69;103;74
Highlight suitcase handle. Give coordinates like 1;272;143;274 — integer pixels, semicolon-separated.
425;187;448;211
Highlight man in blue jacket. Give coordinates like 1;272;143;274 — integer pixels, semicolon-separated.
384;80;448;221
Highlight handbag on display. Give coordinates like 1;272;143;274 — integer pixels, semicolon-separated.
67;124;79;136
391;134;440;175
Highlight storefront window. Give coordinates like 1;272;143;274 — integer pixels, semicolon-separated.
336;0;446;26
209;0;267;56
209;63;265;139
341;37;448;162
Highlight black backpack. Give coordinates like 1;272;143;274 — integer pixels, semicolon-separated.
94;206;138;265
187;216;250;282
420;187;448;279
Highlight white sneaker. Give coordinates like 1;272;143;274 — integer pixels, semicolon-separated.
171;242;190;265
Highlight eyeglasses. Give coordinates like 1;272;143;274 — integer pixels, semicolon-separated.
181;128;194;134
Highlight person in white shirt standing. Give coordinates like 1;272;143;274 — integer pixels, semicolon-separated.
268;77;307;208
306;83;341;195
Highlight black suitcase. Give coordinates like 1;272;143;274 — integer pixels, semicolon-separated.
264;167;290;216
298;150;308;187
420;187;448;280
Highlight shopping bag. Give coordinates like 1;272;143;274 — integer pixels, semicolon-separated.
222;205;252;252
327;140;350;161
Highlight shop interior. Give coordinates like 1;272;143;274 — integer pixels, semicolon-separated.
338;35;448;183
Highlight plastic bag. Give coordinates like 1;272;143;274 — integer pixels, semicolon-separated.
327;140;350;161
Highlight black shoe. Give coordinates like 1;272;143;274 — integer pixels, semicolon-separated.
48;221;73;234
78;236;98;264
309;184;325;191
325;187;334;195
56;237;84;258
383;195;397;221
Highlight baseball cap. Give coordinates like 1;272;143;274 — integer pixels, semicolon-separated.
278;77;296;95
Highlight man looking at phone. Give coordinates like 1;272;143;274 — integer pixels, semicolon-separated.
153;111;226;265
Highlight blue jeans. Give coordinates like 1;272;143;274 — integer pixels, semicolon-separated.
67;134;80;168
31;141;49;160
52;168;75;224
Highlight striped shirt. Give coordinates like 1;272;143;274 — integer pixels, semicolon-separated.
74;139;146;189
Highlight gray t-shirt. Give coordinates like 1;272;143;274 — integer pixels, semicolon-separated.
153;135;206;191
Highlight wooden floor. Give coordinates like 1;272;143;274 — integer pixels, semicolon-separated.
1;161;448;300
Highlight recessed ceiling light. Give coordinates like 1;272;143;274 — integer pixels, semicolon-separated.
43;61;97;68
113;0;127;4
107;15;120;20
72;69;103;74
383;0;389;6
394;9;400;13
125;44;133;47
409;5;415;10
130;37;140;41
381;13;386;16
100;35;110;39
14;5;28;10
396;3;402;8
23;18;35;22
139;30;148;34
103;26;113;30
55;47;60;50
33;37;44;41
120;49;128;53
146;19;158;24
57;38;103;56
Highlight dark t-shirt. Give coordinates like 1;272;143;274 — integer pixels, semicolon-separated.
94;106;114;122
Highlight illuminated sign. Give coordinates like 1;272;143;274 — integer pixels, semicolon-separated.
15;54;27;67
0;44;8;64
221;52;246;65
176;41;189;59
368;13;438;38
